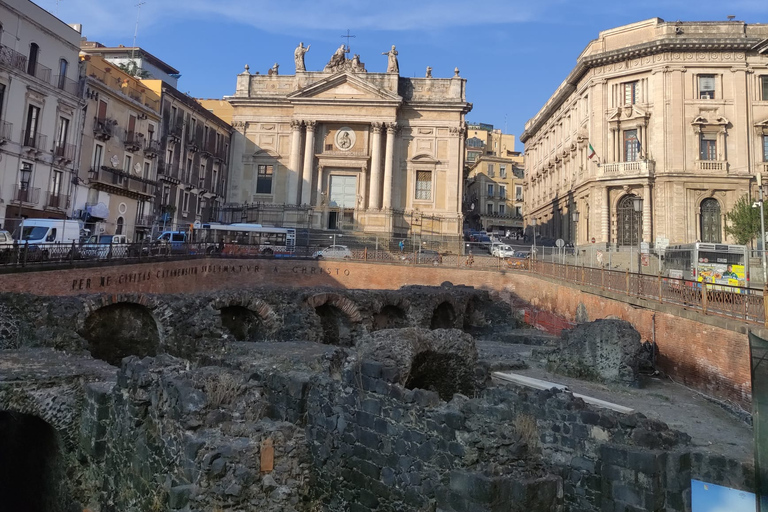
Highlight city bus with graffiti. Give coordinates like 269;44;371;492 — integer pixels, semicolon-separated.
663;243;749;289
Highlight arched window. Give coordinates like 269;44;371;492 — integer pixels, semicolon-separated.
700;198;721;243
617;194;642;246
116;217;124;235
27;43;39;77
57;59;68;90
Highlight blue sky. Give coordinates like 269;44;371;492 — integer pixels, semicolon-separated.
42;0;768;151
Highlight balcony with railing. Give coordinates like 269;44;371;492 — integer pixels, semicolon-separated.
158;162;181;183
215;145;229;162
93;117;115;141
123;131;143;152
144;96;160;112
0;120;12;144
166;120;184;142
89;166;156;198
696;160;728;172
12;185;41;204
54;142;75;163
54;75;79;96
144;139;160;158
0;45;27;73
28;61;52;84
136;213;156;227
22;130;48;152
600;159;655;178
761;162;768;174
46;191;69;210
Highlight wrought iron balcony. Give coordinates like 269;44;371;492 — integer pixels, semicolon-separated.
600;159;655;178
13;185;40;204
54;75;79;96
89;166;156;198
135;214;156;227
0;45;27;73
123;131;144;152
46;191;69;209
144;139;160;158
28;61;52;83
54;143;75;163
22;130;47;152
94;117;115;141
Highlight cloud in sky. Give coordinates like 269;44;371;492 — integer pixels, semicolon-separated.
50;0;559;39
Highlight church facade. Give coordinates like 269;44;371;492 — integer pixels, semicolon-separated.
225;45;472;237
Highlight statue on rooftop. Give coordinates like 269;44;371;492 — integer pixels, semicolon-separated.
382;45;399;74
294;42;310;72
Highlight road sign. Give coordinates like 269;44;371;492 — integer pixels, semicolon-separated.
640;242;650;254
555;239;565;248
591;237;596;243
641;254;650;267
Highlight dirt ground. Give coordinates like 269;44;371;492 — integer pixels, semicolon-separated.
476;340;754;464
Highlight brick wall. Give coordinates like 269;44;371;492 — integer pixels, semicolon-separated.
0;259;753;407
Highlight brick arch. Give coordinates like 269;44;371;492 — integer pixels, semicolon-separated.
0;381;83;449
306;292;363;323
210;296;280;331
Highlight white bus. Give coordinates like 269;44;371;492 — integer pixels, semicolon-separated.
663;242;749;288
195;223;296;256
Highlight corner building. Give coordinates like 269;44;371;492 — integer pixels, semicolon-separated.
225;48;472;237
520;18;768;248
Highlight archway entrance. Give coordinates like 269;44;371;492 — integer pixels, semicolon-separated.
430;302;456;330
0;411;70;512
373;305;408;331
220;306;262;341
617;195;642;247
315;304;354;346
81;303;160;366
404;351;475;401
700;198;722;243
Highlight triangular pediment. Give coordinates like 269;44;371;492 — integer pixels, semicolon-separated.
287;72;402;105
607;105;650;122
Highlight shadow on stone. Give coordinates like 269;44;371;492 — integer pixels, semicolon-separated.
81;303;160;366
315;303;353;346
431;301;456;329
373;304;408;331
220;305;262;341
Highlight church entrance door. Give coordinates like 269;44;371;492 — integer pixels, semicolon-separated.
328;174;357;230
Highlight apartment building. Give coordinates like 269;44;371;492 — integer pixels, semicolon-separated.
143;81;231;230
0;0;85;232
465;122;516;166
73;54;161;240
464;153;525;235
520;18;768;247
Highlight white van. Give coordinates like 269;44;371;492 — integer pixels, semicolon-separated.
13;219;84;260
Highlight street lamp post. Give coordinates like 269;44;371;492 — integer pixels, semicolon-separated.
330;233;341;247
758;174;768;284
531;218;537;261
572;211;580;265
632;197;643;275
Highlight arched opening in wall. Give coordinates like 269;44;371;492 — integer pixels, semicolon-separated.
430;302;456;330
220;306;262;341
0;411;71;512
315;304;353;346
404;351;475;401
81;303;160;366
372;305;408;331
462;298;479;333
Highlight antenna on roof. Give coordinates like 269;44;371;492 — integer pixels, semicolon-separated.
132;1;146;60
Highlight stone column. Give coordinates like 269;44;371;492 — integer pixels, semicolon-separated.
287;120;303;205
315;164;324;206
602;186;610;247
382;122;397;209
643;184;652;242
300;121;316;205
360;163;368;209
369;122;384;209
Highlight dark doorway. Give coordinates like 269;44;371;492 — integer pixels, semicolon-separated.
372;305;408;331
315;303;353;346
220;306;261;341
430;302;456;329
700;198;722;243
81;303;160;366
617;194;642;247
328;211;338;230
404;351;475;401
0;411;71;512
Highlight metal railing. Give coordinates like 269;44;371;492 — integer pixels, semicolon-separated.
22;130;47;151
532;260;767;326
55;75;79;95
0;45;27;72
54;143;75;162
0;120;12;143
46;192;69;209
12;185;41;204
28;61;52;83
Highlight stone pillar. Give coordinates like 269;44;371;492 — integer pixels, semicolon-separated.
287;120;303;205
602;186;610;247
643;184;652;242
382;122;397;209
315;164;324;206
369;122;383;209
300;121;316;205
360;163;368;210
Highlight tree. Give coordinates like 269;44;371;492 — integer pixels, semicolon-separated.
117;60;150;79
724;194;766;245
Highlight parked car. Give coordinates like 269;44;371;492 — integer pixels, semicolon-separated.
144;231;189;255
403;248;443;265
0;230;14;263
81;234;130;259
313;245;353;259
491;244;516;258
513;251;531;259
12;219;83;260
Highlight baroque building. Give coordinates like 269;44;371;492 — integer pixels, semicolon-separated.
0;0;85;232
73;54;161;241
225;44;472;237
520;18;768;248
